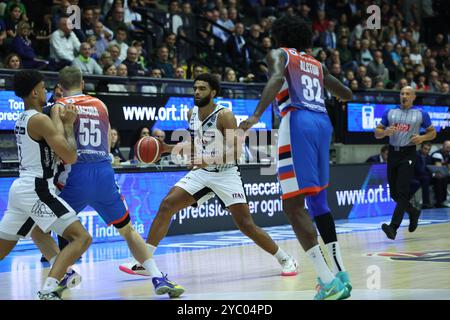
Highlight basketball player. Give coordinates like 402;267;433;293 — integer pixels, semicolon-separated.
119;73;298;285
48;66;184;298
0;70;92;300
239;16;353;300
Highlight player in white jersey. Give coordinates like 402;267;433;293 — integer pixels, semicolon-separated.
0;70;92;300
119;73;298;292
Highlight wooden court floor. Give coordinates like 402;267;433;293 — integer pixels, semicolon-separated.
0;220;449;300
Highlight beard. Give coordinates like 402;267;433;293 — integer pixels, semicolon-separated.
195;95;212;108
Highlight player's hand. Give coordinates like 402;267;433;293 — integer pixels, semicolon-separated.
239;115;260;132
384;126;397;137
410;134;423;145
60;104;78;125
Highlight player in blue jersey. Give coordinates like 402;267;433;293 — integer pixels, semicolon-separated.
47;67;184;298
240;16;353;300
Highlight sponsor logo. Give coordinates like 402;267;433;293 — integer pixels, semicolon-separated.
393;123;411;132
367;250;450;263
232;193;245;199
31;200;54;218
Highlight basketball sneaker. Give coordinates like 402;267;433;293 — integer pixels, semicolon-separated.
55;269;82;295
280;256;298;276
314;277;349;300
408;209;421;232
336;271;352;298
37;290;62;300
381;223;397;240
152;273;185;298
119;260;150;276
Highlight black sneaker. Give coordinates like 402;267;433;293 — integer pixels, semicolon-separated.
40;255;48;263
408;210;421;232
381;223;396;240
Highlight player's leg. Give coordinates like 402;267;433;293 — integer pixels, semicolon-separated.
117;220;184;298
146;186;196;247
31;226;60;262
0;238;18;260
382;151;401;239
228;203;298;276
280;111;347;300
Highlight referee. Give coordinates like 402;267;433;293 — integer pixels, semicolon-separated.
375;86;436;240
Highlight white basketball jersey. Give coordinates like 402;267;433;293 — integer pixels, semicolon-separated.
14;110;55;179
188;105;236;172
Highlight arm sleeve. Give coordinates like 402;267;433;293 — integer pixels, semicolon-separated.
421;110;432;129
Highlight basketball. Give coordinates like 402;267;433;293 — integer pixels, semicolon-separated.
134;136;162;164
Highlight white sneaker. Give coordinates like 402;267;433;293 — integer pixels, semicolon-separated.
37;291;62;300
280;256;298;276
119;259;150;276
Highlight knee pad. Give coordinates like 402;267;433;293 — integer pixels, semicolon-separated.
306;189;330;217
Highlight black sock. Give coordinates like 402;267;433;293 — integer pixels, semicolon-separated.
314;212;337;244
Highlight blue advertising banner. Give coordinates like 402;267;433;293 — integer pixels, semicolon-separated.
347;102;449;133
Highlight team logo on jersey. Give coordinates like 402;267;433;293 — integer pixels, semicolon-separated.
367;250;450;263
393;123;411;132
31;200;54;218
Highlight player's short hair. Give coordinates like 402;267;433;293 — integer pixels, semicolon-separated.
194;73;221;96
58;66;82;90
271;15;313;51
13;70;44;98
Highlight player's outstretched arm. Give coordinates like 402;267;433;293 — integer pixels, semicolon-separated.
322;64;353;101
28;106;78;164
239;49;286;131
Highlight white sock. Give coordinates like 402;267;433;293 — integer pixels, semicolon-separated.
42;277;59;292
142;258;162;278
306;245;335;284
326;241;346;274
146;243;156;256
49;256;56;266
274;247;290;264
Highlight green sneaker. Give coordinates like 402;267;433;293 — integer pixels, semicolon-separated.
336;271;352;298
314;277;349;300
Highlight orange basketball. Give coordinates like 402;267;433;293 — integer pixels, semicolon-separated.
134;136;162;164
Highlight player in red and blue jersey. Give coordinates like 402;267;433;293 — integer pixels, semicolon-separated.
240;16;353;300
49;67;184;298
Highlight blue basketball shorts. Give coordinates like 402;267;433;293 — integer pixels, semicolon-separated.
277;109;333;200
59;161;129;227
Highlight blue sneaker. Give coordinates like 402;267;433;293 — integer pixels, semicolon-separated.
336;271;352;298
56;269;82;295
314;277;349;300
152;273;185;298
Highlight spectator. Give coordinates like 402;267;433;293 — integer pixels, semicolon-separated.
72;42;103;74
216;8;234;41
320;20;337;49
152;45;174;78
165;66;190;94
191;64;205;79
4;53;21;69
312;10;329;35
107;43;122;67
124;0;142;30
409;44;423;66
440;83;449;94
92;21;110;59
396;78;409;90
49;17;81;70
11;21;48;69
366;145;389;163
122;46;146;76
5;4;24;38
0;18;6;56
109;27;129;62
110;128;126;163
343;69;355;86
415;74;430;92
428;71;442;93
336;36;353;68
105;5;128;36
151;128;165;142
98;51;113;69
349;79;359;91
359;39;373;66
128;126;150;160
77;6;96;42
355;65;367;83
167;0;183;35
367;50;389;83
361;76;373;89
410;142;433;209
374;80;385;90
316;49;328;64
330;63;344;82
163;32;178;67
431;140;450;208
225;22;250;73
117;63;128;77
